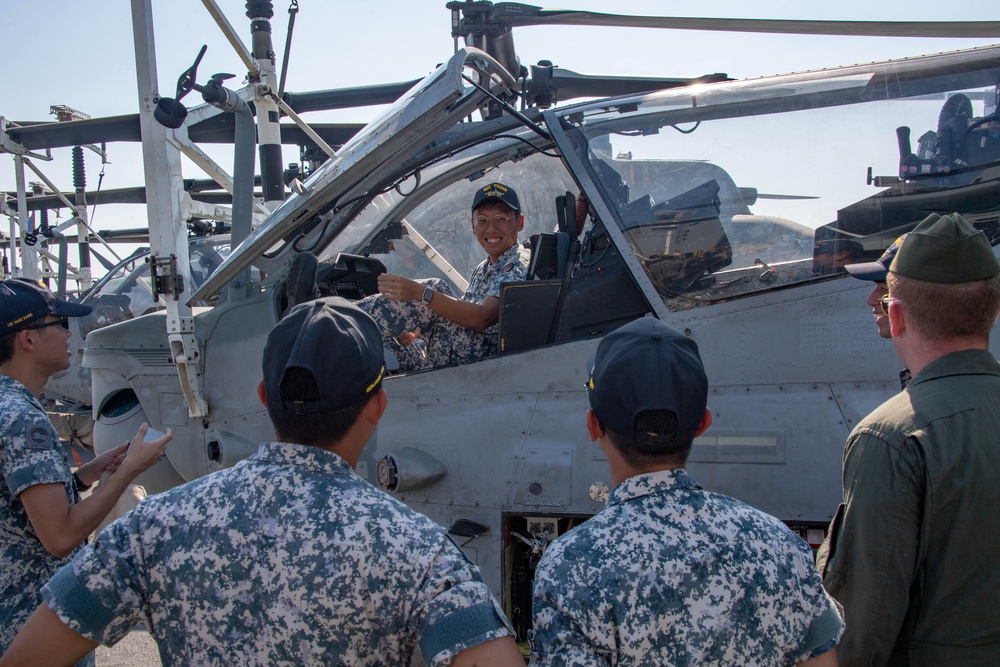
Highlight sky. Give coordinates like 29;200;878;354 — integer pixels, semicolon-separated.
2;0;998;280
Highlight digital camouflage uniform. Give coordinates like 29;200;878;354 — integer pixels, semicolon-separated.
359;243;525;372
530;469;844;666
42;441;513;666
0;375;87;657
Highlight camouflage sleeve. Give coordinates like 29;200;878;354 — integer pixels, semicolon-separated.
529;551;608;667
412;538;514;667
789;538;845;662
1;413;67;499
40;514;148;647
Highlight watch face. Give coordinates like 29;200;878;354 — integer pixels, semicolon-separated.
422;287;433;303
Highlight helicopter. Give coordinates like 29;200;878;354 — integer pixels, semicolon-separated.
5;0;1000;643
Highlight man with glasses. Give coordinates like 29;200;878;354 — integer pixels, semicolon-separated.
817;213;1000;664
2;298;522;666
359;182;527;372
0;278;171;661
844;235;912;388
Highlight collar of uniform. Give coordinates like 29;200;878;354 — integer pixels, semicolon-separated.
0;374;43;410
486;243;521;269
907;349;1000;390
250;441;354;476
606;468;703;507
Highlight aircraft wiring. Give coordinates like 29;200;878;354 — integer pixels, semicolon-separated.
669;121;701;135
616;121;701;136
394;171;421;197
493;133;561;158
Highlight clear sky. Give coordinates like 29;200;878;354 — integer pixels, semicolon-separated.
2;0;998;277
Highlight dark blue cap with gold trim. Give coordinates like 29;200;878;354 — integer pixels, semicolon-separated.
472;182;520;212
263;298;385;413
586;317;707;446
0;278;91;333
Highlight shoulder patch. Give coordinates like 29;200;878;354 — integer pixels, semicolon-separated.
27;425;52;450
501;262;515;273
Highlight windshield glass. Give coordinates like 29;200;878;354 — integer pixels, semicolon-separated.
317;136;579;290
565;49;1000;310
80;238;235;338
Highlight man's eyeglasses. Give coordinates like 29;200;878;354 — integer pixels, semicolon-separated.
474;215;515;229
879;295;902;316
17;318;70;332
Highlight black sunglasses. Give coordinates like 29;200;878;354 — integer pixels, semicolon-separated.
18;317;70;332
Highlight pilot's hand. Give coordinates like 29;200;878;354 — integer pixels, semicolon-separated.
378;274;422;301
119;423;173;475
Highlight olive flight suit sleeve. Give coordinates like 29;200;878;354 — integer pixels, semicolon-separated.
820;429;924;666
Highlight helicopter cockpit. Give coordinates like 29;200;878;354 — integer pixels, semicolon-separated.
239;42;1000;365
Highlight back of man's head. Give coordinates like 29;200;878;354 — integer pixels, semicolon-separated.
586;317;708;467
888;213;1000;341
263;298;385;446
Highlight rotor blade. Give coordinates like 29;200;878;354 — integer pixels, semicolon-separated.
756;193;819;200
4;186;148;211
282;80;420;113
491;3;1000;38
6;115;141;151
187;116;364;147
5;115;362;152
544;68;728;102
3;184;268;212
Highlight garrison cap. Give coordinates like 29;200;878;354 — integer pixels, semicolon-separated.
889;213;1000;283
472;182;521;212
586;317;707;446
263;298;385;414
0;278;91;333
845;235;907;282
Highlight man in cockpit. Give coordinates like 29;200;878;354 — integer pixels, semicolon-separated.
359;182;527;372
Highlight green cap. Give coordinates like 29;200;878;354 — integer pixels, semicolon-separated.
889;213;999;284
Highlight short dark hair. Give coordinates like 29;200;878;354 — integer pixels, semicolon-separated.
266;367;381;446
604;409;696;467
0;331;15;366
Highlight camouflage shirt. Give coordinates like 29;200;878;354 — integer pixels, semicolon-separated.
42;441;513;666
464;243;527;304
359;243;526;371
464;242;526;346
530;469;843;666
0;375;80;654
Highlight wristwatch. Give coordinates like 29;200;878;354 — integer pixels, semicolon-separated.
422;286;435;304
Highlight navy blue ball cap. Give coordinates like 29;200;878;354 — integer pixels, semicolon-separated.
263;297;385;414
586;317;708;445
0;278;92;333
472;182;520;212
845;234;907;282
